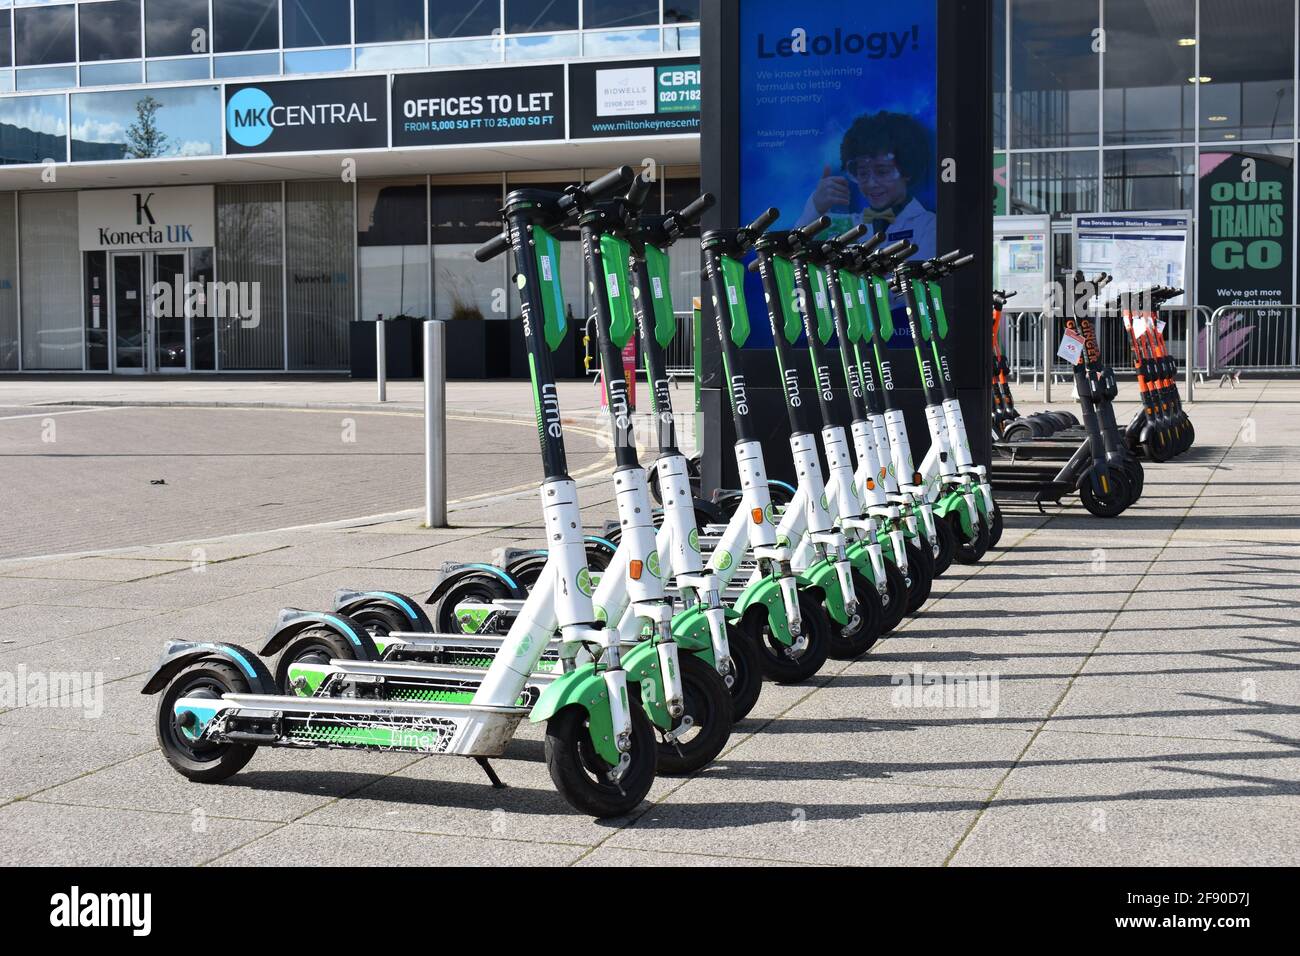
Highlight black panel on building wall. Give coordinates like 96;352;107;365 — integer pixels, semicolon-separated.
392;66;566;147
568;56;701;139
225;75;389;154
699;0;992;491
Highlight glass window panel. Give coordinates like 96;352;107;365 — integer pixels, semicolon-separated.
216;182;284;370
355;42;425;70
583;1;657;29
82;250;108;370
663;1;700;22
359;178;429;323
146;56;209;81
431;181;505;321
15;64;74;89
282;0;349;47
213;50;280;77
663;24;697;53
286;180;354;370
0;72;11;92
1102;146;1193;211
71;85;221;160
1009;0;1099;148
0;92;66;163
80;60;142;85
506;0;578;34
189;246;215;370
354;0;424;44
583;28;659;57
505;32;578;61
1010;149;1098;219
15;4;75;65
993;0;1005;150
145;0;208;58
79;0;141;61
428;38;499;65
0;193;15;370
1100;0;1194;145
213;0;279;53
19;190;81;370
0;11;12;68
429;0;500;38
283;46;350;73
1199;0;1294;142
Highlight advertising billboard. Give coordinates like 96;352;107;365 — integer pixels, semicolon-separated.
568;57;701;139
225;76;388;154
391;65;566;147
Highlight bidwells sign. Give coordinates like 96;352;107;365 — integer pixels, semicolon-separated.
77;186;215;251
568;57;701;138
226;76;388;154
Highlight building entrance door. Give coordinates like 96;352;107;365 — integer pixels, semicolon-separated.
110;249;190;373
111;252;145;373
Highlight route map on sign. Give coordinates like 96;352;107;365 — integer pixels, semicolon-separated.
1074;214;1189;306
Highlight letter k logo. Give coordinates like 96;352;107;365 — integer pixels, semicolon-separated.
135;192;156;226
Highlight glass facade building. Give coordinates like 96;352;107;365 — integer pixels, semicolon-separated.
0;0;701;372
996;0;1298;288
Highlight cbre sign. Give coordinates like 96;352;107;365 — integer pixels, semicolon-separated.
225;76;388;154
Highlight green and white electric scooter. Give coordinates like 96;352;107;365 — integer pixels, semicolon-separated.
697;208;835;683
141;168;660;818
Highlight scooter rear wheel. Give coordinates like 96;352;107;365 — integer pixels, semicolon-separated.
741;589;831;684
826;567;884;660
434;574;515;633
349;605;409;640
655;654;734;776
156;660;256;783
273;626;357;694
545;689;656;818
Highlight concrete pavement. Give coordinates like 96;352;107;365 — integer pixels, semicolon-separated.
0;377;1297;866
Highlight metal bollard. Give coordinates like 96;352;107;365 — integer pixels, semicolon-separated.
424;320;447;528
375;315;387;403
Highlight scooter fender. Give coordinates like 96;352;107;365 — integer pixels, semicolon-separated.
140;640;277;696
803;558;850;626
259;609;380;660
733;574;817;646
845;541;883;586
528;662;623;767
619;640;673;731
424;563;526;607
332;589;432;632
934;490;976;538
667;606;719;662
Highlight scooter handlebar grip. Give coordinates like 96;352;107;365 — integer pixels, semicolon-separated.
859;231;887;254
582;165;636;202
938;249;963;264
745;207;780;236
834;223;869;245
877;239;912;259
949;253;977;270
624;171;654;209
475;231;510;262
796;215;832;241
674;192;715;226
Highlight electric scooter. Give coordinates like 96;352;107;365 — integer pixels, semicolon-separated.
698;208;835;683
992;290;1080;440
142;167;659;818
742;217;886;657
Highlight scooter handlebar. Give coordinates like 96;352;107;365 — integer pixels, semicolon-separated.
745;207;780;236
474;231;511;263
858;231;887;254
580;166;635;204
796;215;832;242
948;252;976;270
672;191;715;227
624;171;655;210
938;249;963;265
833;224;869;246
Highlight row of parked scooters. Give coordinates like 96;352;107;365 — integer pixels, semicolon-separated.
142;167;1001;817
989;273;1195;517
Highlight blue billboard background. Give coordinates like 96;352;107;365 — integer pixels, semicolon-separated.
738;0;938;348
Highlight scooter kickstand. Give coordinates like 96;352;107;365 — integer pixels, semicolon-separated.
475;757;507;789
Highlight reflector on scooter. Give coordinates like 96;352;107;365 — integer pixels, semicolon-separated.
751;508;764;524
629;560;643;580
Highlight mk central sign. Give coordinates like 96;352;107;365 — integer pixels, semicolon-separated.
225;76;389;154
77;186;216;251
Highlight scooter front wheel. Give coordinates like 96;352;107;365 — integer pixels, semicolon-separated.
932;514;957;575
1078;468;1132;518
904;539;935;610
987;502;1005;549
951;515;990;565
741;589;831;684
156;660;256;783
544;693;657;818
722;625;764;722
655;654;734;776
827;567;883;660
878;558;909;634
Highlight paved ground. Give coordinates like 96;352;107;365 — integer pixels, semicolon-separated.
0;376;1296;866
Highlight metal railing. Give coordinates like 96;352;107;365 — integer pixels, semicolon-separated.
1206;304;1300;377
663;310;695;382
